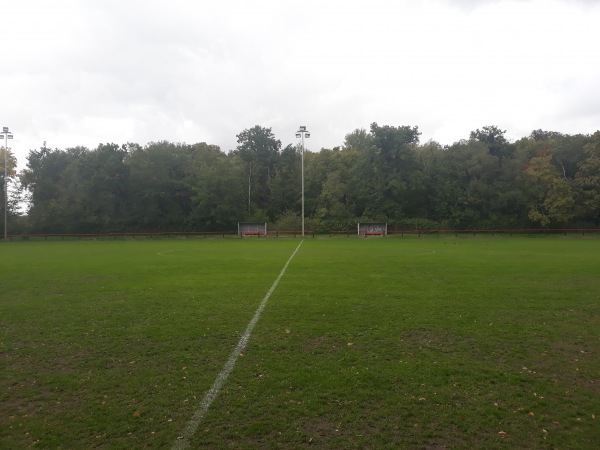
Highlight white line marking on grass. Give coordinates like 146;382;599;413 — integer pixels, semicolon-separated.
172;240;304;450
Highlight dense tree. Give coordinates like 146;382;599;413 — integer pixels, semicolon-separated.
0;147;30;235
0;147;18;179
188;144;246;231
369;123;420;164
574;131;600;224
1;147;19;220
77;143;130;231
232;126;281;216
525;151;575;227
433;140;500;227
348;124;422;221
14;123;600;234
268;144;301;221
21;146;80;232
470;125;515;161
125;141;203;231
343;129;377;219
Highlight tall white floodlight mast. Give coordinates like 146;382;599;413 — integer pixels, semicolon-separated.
295;126;310;237
1;127;13;241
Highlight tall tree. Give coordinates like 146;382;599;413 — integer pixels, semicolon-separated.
314;169;353;229
71;143;130;232
233;126;281;216
432;140;493;227
370;123;420;164
21;146;84;232
470;125;514;160
368;123;421;220
525;151;575;227
342;129;376;219
269;144;301;221
188;143;246;231
0;147;19;222
574;131;600;224
125;142;196;231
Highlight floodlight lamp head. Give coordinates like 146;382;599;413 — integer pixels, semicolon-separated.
2;127;8;133
305;133;310;138
299;126;306;131
295;133;301;138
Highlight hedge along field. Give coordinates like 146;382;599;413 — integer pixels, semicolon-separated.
1;236;599;449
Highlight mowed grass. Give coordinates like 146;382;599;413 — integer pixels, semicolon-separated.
1;236;599;449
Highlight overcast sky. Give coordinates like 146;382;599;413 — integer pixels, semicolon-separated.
2;0;600;169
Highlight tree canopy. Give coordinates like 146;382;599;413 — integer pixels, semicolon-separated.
5;125;600;234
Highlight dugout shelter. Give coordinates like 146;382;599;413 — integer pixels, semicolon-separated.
358;222;387;236
238;222;268;237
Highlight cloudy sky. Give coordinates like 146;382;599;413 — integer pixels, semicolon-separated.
2;0;600;169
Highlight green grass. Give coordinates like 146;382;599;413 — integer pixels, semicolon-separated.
1;236;599;449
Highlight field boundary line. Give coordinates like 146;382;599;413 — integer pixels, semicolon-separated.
172;240;304;449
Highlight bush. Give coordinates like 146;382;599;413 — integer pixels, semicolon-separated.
274;210;301;231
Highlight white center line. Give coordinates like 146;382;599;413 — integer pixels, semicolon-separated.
172;240;304;449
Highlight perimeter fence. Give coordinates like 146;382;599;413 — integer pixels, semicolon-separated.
3;228;600;241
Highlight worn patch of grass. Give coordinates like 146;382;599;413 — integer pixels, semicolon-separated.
2;236;599;449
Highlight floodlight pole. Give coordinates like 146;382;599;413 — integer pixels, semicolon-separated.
1;127;13;241
295;126;310;237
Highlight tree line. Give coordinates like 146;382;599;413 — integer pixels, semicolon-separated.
2;124;600;234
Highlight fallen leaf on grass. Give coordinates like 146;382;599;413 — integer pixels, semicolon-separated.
133;411;141;417
498;431;507;436
285;328;291;334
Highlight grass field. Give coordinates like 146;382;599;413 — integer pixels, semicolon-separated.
1;236;599;449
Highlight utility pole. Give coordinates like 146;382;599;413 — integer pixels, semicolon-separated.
1;127;14;241
295;126;310;237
